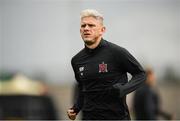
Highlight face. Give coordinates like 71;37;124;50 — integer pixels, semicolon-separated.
80;16;105;45
147;72;156;86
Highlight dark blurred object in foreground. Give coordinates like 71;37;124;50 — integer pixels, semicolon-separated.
0;95;58;120
0;72;59;120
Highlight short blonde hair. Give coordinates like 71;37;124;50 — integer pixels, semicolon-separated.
80;9;104;25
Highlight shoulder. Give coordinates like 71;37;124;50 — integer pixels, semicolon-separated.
71;48;85;64
105;40;130;56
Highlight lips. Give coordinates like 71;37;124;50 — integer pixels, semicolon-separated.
84;33;91;36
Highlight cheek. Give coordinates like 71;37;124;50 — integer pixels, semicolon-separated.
99;30;103;35
97;29;103;35
80;29;83;34
93;28;100;34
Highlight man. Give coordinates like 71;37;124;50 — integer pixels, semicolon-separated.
67;9;146;120
133;68;173;120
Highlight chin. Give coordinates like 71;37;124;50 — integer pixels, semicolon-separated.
84;38;93;42
84;39;95;45
84;39;92;42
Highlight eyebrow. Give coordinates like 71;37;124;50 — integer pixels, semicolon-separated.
81;23;96;27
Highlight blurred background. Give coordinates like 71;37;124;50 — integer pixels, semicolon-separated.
0;0;180;120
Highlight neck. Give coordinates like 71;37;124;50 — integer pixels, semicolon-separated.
85;37;102;49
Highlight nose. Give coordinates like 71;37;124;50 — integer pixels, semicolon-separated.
84;25;90;30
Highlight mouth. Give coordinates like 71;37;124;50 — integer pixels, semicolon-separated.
83;33;91;36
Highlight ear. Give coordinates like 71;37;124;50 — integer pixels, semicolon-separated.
102;26;106;32
100;26;106;35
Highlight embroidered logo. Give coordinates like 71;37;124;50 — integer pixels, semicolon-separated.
99;62;108;73
79;66;84;76
79;66;84;72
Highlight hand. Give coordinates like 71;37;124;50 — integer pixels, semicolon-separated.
67;109;77;120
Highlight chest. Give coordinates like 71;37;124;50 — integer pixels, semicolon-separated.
74;50;122;80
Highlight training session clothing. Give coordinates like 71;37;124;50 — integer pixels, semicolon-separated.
71;39;146;120
82;110;131;120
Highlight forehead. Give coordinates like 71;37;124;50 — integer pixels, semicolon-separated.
81;16;101;24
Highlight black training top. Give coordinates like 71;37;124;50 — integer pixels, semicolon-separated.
71;39;146;118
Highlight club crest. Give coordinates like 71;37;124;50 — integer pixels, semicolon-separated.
99;62;108;73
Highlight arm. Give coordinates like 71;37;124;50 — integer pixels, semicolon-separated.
70;59;84;114
67;59;84;120
71;82;84;114
67;83;83;120
111;46;146;97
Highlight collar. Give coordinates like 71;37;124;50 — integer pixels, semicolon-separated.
85;38;106;53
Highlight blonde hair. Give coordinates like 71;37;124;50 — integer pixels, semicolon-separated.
80;9;104;25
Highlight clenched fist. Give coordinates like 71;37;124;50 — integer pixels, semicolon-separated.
67;109;77;120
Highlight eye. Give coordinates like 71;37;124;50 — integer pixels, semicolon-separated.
81;24;86;28
88;24;95;27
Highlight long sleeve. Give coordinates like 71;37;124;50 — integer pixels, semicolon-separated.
71;59;84;114
111;46;146;97
72;82;84;114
